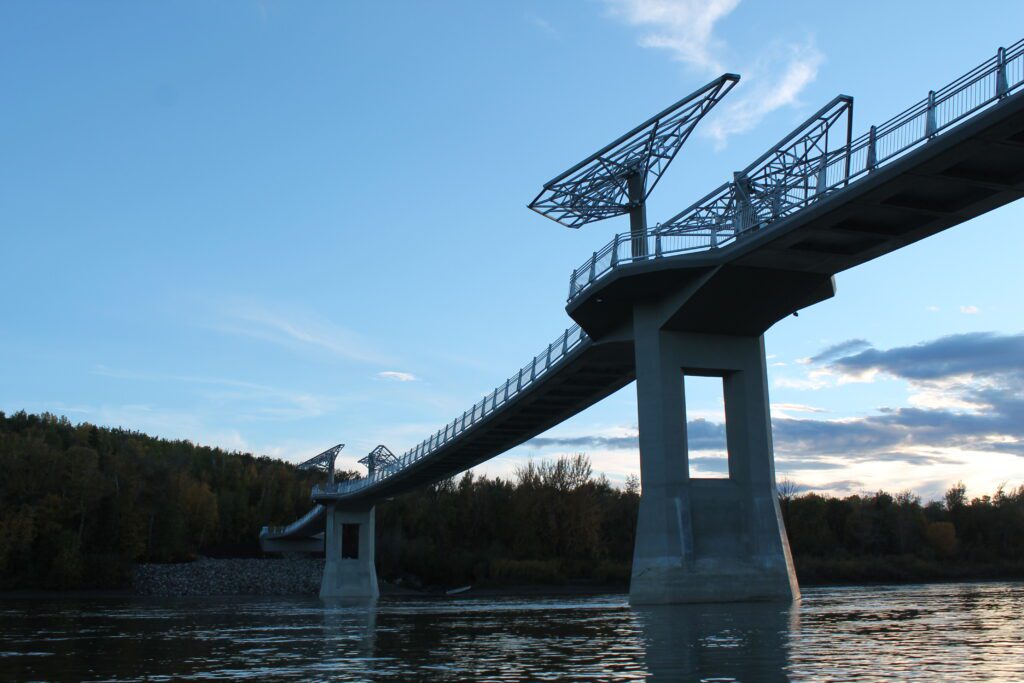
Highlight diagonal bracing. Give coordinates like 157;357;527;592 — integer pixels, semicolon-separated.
529;74;740;229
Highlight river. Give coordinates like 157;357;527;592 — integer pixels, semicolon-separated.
2;581;1022;681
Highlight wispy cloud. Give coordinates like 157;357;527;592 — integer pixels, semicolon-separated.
705;39;824;145
528;418;726;452
602;0;739;73
809;338;872;364
526;12;557;36
600;0;823;145
91;366;343;421
213;302;392;365
960;305;980;314
771;402;827;419
377;371;418;382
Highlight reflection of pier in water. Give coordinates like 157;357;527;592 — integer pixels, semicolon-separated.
312;596;798;680
636;601;796;680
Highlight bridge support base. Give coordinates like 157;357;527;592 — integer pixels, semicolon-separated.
629;316;798;605
320;504;379;600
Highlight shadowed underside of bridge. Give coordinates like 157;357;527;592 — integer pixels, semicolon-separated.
263;41;1024;602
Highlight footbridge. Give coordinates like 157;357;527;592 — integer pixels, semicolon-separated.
262;41;1024;602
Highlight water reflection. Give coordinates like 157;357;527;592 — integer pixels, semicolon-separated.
635;601;795;681
1;583;1023;681
321;599;378;666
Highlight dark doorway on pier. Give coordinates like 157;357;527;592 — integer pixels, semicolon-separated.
342;523;360;559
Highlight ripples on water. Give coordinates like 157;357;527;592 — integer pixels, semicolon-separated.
1;582;1022;681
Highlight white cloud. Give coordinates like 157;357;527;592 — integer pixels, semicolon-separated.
771;402;827;418
774;367;833;391
377;371;418;382
602;0;739;73
960;305;980;314
600;0;823;145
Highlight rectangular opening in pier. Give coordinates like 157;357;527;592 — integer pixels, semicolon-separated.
683;374;728;479
341;523;360;559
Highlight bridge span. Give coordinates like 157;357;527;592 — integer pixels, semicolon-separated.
262;40;1024;603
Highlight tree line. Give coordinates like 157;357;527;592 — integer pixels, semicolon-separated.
0;411;321;589
1;411;1022;590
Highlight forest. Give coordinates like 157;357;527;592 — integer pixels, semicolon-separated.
1;411;1022;590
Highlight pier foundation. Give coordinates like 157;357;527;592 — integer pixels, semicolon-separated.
321;504;379;600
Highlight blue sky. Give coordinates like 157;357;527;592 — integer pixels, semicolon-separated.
2;1;1023;501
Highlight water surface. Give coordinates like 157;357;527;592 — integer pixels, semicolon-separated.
2;582;1022;681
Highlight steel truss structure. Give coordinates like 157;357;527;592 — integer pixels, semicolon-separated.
528;74;740;229
658;95;853;239
567;39;1024;300
358;445;398;475
298;444;344;480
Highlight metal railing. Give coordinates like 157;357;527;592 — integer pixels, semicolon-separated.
568;40;1024;301
262;504;325;538
314;323;591;499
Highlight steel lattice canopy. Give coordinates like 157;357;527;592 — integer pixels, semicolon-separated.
657;94;854;237
358;445;399;472
297;443;344;472
529;73;740;229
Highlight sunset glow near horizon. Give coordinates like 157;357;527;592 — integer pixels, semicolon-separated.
3;1;1024;502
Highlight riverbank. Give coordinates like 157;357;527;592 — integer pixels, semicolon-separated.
130;556;1024;598
129;557;629;598
796;556;1024;586
133;557;324;597
6;556;1023;599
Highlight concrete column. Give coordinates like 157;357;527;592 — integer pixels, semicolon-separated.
629;322;799;604
320;504;379;600
631;304;695;593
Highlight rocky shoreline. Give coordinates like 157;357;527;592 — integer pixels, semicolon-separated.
129;558;629;598
133;557;324;597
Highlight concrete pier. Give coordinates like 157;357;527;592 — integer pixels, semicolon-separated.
320;504;379;600
630;312;799;604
